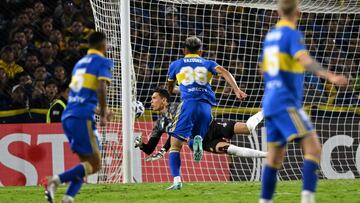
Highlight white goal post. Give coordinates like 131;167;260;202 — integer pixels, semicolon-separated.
89;0;360;183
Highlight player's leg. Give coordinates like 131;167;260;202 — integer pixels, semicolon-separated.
260;116;286;203
300;133;321;203
203;138;267;157
232;111;264;134
167;101;192;189
260;145;286;203
191;101;213;162
45;118;101;203
167;136;184;190
283;108;319;203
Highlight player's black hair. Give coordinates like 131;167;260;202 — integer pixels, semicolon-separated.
153;87;170;103
185;36;202;53
88;31;106;50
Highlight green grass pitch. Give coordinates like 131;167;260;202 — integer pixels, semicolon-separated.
1;179;359;203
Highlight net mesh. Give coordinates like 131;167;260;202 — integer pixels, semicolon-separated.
89;0;360;183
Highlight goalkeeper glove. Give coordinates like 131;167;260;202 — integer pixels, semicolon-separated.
145;148;166;161
134;135;143;148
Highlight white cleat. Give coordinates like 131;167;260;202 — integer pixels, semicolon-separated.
246;111;264;132
44;176;59;203
61;195;75;203
301;190;315;203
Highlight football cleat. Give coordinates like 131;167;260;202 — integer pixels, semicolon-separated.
43;176;59;203
193;135;203;162
166;182;182;190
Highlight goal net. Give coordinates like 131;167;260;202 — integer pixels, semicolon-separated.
89;0;360;183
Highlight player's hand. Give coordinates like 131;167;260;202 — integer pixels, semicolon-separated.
234;88;248;100
145;148;166;161
328;74;349;87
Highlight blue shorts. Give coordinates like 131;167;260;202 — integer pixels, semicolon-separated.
169;100;212;141
265;107;315;146
62;117;101;156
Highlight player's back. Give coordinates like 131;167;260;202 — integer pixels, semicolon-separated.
168;54;219;106
62;49;113;119
261;20;307;116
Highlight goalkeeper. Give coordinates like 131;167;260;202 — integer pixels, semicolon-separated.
134;87;176;157
135;88;266;161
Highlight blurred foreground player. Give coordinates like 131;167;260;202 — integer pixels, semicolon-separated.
260;1;348;203
44;32;114;203
166;36;247;190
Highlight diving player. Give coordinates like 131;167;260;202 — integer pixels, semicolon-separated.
135;88;266;161
260;1;348;203
167;36;247;190
44;32;114;203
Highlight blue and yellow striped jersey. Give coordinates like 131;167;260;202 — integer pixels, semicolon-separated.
62;49;113;119
261;20;308;116
168;54;219;106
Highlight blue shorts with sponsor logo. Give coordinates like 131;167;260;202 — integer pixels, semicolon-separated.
169;100;212;141
265;107;314;146
62;116;101;156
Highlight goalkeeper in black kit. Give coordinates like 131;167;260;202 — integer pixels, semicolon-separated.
135;87;267;161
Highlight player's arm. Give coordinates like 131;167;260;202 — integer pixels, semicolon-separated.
167;62;180;95
167;80;180;95
97;80;108;126
140;121;163;155
290;31;348;86
297;53;348;86
215;66;247;100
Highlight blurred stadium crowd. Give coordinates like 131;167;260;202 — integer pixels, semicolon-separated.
0;0;94;111
0;0;359;122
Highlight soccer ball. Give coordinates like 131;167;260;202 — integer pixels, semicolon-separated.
133;101;145;118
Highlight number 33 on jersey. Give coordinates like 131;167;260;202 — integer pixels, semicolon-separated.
167;54;219;106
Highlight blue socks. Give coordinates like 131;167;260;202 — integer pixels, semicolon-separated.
59;164;86;183
169;151;181;177
302;159;318;192
66;178;84;197
58;164;86;198
261;165;278;200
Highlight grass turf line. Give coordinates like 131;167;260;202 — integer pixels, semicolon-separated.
0;179;359;203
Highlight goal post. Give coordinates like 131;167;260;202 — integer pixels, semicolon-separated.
89;0;360;183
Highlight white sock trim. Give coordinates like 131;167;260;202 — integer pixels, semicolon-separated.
227;144;267;158
174;176;181;183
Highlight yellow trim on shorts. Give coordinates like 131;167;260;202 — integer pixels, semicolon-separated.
287;108;306;134
170;102;183;132
86;120;100;156
287;130;316;142
304;154;320;165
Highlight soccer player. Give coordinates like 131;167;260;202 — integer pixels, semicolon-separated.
148;112;266;160
167;36;247;189
44;32;114;203
260;1;348;203
134;87;176;156
135;88;266;161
